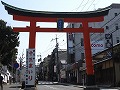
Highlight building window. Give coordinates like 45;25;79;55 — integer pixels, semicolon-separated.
106;26;109;30
115;24;118;30
115;13;118;17
116;37;119;43
116;26;119;30
81;38;84;46
72;24;74;28
79;24;82;28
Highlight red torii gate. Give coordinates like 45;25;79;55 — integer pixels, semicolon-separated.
2;1;110;85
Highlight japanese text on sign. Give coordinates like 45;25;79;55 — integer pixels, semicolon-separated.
26;49;35;85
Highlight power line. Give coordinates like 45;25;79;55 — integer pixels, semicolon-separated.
73;0;97;12
58;33;66;39
59;42;67;47
86;0;96;11
41;46;55;55
74;0;85;11
80;0;90;11
45;40;55;50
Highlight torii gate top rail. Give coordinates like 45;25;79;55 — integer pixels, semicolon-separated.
1;1;110;18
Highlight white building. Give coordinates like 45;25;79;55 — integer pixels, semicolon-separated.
66;3;120;84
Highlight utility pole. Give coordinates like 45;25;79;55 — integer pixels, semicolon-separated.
55;35;59;82
51;35;59;82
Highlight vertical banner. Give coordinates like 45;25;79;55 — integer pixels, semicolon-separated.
105;34;113;48
105;34;113;57
67;33;74;54
26;49;35;86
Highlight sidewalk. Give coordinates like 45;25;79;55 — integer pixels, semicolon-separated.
3;83;38;90
3;83;22;90
59;82;120;90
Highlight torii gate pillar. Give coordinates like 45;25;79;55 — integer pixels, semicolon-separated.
83;21;95;85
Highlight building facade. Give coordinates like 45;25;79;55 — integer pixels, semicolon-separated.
66;3;120;85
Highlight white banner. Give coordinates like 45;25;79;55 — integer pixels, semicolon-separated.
26;49;35;86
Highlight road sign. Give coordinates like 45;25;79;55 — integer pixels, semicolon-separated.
57;19;64;30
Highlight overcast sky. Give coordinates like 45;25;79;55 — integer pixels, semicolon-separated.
0;0;120;64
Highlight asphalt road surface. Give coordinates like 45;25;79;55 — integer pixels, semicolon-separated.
37;81;84;90
37;81;120;90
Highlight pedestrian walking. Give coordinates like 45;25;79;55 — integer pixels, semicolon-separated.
0;74;3;90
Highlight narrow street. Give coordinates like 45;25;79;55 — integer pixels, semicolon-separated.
37;81;84;90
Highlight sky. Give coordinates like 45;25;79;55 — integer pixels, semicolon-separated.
0;0;120;64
